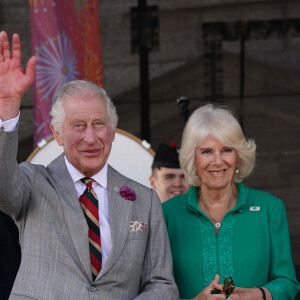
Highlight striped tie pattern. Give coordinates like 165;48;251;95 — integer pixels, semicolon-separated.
79;177;102;280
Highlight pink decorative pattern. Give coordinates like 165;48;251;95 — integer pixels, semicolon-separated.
30;0;103;146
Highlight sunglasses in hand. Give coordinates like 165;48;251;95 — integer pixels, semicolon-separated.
222;277;235;296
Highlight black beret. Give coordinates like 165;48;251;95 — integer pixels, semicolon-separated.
152;143;180;169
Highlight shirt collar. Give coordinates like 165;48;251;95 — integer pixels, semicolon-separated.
187;186;202;215
234;182;248;213
187;182;248;215
64;156;108;189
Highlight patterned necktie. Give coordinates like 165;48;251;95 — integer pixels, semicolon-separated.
79;177;102;280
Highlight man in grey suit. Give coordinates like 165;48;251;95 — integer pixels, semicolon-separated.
0;31;178;300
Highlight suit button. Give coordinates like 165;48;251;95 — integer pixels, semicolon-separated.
90;285;96;292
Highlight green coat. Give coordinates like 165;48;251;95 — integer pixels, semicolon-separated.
162;183;300;300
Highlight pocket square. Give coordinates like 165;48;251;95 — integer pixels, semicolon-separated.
130;220;148;232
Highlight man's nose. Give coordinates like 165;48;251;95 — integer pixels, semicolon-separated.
84;126;97;143
173;176;182;186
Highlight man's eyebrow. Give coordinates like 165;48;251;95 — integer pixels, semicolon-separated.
70;119;85;124
163;173;176;177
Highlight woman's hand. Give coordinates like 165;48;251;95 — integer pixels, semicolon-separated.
0;31;36;120
228;287;271;299
192;275;226;300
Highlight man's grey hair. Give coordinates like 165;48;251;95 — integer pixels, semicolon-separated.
50;80;118;134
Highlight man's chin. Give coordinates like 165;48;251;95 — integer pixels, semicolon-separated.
80;164;103;177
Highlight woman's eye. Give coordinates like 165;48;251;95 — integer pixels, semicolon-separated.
223;148;233;153
202;150;211;155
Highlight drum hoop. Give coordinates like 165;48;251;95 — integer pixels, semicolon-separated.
27;128;155;162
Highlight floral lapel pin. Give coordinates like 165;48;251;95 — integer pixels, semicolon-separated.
119;186;137;201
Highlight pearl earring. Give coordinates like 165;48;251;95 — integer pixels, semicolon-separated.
235;169;239;174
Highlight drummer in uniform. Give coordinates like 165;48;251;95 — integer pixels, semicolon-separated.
150;143;189;203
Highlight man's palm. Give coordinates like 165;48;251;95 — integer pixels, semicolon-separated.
0;31;36;118
0;58;33;100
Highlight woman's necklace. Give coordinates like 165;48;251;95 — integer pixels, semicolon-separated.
210;215;224;231
199;203;231;233
198;185;238;233
205;210;226;232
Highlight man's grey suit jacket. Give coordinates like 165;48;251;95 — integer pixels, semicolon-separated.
0;130;178;300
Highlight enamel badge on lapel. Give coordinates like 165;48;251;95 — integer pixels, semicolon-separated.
249;206;260;211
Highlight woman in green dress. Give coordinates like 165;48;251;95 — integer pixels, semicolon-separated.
163;104;300;300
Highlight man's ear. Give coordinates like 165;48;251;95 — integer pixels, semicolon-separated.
111;129;116;142
111;121;118;142
50;124;64;146
149;175;157;190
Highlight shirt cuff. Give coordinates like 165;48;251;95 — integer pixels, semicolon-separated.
0;112;20;132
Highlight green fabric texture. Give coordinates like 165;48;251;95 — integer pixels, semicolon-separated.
162;183;300;300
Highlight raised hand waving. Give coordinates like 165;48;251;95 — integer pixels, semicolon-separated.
0;31;36;120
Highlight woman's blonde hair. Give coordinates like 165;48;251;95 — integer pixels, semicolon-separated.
180;103;256;186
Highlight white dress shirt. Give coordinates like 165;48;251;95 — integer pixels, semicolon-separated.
0;113;19;131
1;113;112;265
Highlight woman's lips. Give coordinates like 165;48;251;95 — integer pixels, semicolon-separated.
209;169;226;175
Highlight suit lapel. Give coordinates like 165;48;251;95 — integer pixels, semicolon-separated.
98;165;133;278
47;154;92;281
47;159;134;281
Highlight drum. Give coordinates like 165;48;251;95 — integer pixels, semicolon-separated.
27;128;155;188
